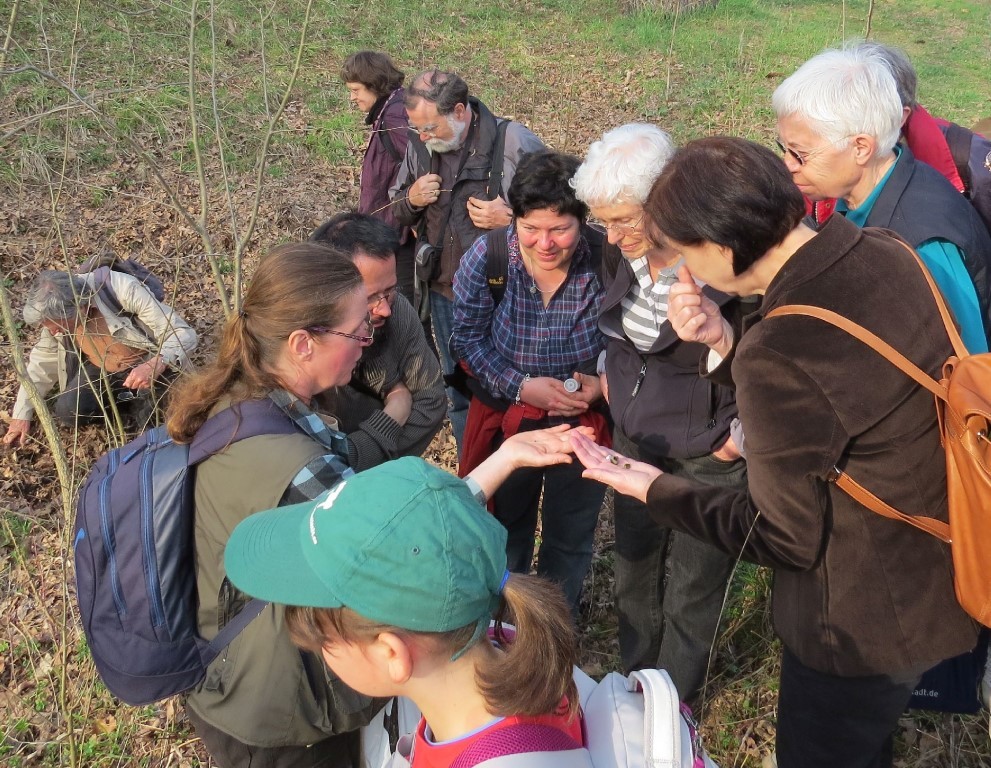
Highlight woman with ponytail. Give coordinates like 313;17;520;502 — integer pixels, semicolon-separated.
169;242;589;768
169;242;380;767
224;456;595;767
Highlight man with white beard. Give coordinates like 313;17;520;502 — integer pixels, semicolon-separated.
389;68;544;454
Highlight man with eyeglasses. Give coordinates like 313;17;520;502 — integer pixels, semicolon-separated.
310;213;445;470
388;68;544;456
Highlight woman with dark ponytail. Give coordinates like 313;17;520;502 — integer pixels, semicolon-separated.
223;457;596;767
169;241;588;768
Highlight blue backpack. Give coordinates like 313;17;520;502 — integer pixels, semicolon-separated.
73;399;297;705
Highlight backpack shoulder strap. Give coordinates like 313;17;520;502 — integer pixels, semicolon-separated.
944;122;975;195
627;669;683;764
451;722;584;767
206;598;268;655
764;304;946;398
580;224;617;285
379;124;402;163
486;119;512;201
762;303;952;542
87;266;124;316
188;398;298;465
485;226;511;308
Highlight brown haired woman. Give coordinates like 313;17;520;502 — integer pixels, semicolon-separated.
170;241;586;768
168;242;378;767
341;51;415;302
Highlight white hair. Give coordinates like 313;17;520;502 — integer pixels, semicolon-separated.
772;47;902;156
571;123;676;207
22;270;91;326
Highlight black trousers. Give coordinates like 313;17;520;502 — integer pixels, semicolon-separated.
54;352;173;431
776;647;923;768
186;706;360;768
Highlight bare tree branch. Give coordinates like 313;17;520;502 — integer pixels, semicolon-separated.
231;0;314;311
0;0;20;73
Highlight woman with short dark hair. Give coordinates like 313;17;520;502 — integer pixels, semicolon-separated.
572;136;977;768
340;51;415;301
453;150;609;612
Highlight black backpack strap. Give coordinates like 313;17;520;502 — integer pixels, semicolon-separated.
378;124;401;163
945;122;975;195
580;224;616;286
485;226;511;308
188;397;302;660
188;398;298;465
204;598;267;657
486;119;511;200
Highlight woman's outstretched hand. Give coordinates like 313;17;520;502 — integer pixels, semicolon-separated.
499;424;595;469
569;431;661;503
468;425;595;501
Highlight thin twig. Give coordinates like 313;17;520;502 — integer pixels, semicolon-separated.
0;0;21;72
232;0;315;311
209;0;240;261
187;0;230;315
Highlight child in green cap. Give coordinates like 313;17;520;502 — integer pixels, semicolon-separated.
225;444;595;767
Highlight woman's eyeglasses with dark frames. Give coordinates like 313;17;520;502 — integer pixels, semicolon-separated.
306;317;374;344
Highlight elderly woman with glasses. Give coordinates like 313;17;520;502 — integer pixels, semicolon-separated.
773;46;991;352
452;149;610;612
571;124;748;706
570;136;977;768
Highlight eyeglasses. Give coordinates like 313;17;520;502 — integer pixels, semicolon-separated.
368;286;398;311
306;317;374;344
408;122;440;137
586;213;644;236
775;137;848;167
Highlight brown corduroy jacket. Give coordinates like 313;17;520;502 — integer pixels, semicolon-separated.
646;215;977;677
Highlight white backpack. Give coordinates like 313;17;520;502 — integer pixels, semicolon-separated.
578;667;718;768
363;666;717;768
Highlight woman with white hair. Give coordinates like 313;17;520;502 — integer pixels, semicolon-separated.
571;124;748;706
772;46;991;352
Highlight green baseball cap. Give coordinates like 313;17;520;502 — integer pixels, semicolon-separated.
223;456;509;633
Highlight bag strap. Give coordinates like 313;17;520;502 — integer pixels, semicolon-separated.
944;122;975;195
375;91;403;163
486;119;511;201
188;397;298;465
204;597;267;656
763;237;962;543
485;226;511;308
378;125;401;163
765;304;947;400
627;669;682;765
189;397;300;661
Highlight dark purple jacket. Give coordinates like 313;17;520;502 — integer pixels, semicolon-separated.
359;88;408;230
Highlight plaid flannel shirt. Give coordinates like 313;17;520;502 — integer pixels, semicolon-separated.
452;225;605;402
265;389;356;505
